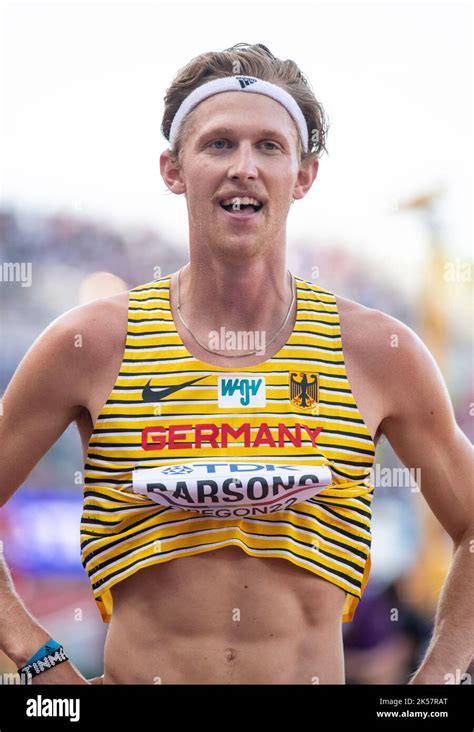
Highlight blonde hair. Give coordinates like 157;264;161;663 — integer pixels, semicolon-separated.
161;42;329;166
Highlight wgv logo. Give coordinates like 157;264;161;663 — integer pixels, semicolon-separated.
218;375;266;408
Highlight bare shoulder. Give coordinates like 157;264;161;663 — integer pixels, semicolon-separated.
50;289;130;406
336;295;423;385
0;287;131;490
336;292;412;331
54;289;128;347
65;290;130;360
336;293;445;421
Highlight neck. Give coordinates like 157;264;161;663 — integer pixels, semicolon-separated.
178;259;293;330
172;258;296;360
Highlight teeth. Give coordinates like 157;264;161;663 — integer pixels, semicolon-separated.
221;196;261;207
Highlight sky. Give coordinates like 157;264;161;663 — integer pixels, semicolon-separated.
0;0;472;285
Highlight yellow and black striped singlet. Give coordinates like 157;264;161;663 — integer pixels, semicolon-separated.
81;274;376;624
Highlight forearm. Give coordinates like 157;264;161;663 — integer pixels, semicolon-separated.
0;552;88;683
409;528;474;684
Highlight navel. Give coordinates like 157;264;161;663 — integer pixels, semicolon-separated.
225;647;236;661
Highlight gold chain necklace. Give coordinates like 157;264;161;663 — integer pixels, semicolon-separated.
175;266;295;357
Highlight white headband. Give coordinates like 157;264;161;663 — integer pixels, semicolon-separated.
168;75;309;152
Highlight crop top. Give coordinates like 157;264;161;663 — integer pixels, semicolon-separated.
80;273;376;624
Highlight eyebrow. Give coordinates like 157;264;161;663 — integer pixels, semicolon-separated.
195;126;291;145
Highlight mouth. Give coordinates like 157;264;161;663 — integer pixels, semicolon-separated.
218;196;265;221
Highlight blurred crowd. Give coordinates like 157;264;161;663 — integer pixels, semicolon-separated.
0;204;472;684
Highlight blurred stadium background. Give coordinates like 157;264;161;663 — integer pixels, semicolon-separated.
0;1;472;684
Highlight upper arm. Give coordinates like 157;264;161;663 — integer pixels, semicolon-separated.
0;307;92;507
375;313;474;543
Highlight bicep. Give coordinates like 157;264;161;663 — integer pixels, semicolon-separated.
378;320;474;543
0;315;88;506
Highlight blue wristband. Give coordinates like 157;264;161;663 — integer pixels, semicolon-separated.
17;639;69;680
26;640;62;666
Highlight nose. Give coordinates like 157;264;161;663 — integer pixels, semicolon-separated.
226;142;258;180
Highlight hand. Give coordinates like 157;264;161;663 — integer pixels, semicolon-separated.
1;555;95;685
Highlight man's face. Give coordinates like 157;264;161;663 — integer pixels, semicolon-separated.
162;91;318;260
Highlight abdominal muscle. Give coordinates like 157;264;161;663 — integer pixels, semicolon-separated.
103;545;346;685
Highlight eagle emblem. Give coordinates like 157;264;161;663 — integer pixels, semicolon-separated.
289;372;319;410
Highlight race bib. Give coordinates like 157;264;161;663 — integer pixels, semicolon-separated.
132;461;332;518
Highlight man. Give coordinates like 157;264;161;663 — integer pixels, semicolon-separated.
1;43;473;685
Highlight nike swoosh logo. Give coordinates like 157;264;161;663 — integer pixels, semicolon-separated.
142;376;209;402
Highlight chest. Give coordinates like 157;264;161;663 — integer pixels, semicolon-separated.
76;294;383;460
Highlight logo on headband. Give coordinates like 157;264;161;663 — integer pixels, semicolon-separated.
235;76;258;89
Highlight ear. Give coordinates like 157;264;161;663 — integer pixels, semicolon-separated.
160;149;186;195
292;155;319;202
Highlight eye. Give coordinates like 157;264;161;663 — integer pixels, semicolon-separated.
207;139;280;151
208;139;229;149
